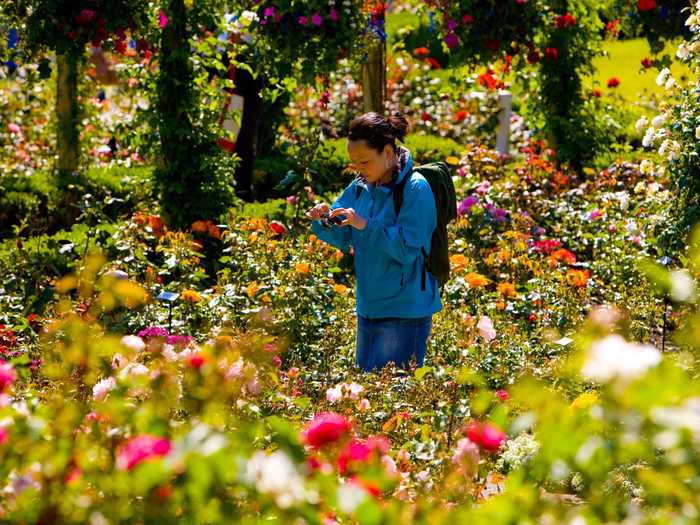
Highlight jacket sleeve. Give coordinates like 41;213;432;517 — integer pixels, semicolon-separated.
357;176;436;265
310;182;356;252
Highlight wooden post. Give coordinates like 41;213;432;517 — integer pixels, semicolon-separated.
56;52;80;176
496;90;512;155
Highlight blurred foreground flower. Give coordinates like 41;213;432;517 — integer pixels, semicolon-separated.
581;334;661;382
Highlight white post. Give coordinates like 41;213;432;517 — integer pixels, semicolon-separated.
496;90;512;155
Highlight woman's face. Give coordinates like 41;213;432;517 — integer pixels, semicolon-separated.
347;140;394;184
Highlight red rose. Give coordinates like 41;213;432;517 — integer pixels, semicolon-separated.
413;47;430;57
641;57;653;69
638;0;656;11
495;389;510;401
302;413;352;449
462;14;474;25
607;77;620;88
464;420;506;452
545;47;559;61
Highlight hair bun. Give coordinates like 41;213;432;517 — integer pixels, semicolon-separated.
387;112;408;142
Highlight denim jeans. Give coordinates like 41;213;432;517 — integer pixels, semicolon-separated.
356;315;432;372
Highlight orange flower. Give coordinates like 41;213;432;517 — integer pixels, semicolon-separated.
181;289;202;303
450;253;469;271
550;248;577;265
465;272;489;288
566;269;590;287
191;220;208;233
497;282;517;298
207;223;221;239
295;262;311;274
246;281;260;299
333;284;348;294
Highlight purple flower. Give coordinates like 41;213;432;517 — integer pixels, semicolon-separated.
298;15;308;26
444;32;459;49
329;7;339;21
137;327;169;339
457;195;479;216
490;208;508;222
447;19;458;31
311;13;323;26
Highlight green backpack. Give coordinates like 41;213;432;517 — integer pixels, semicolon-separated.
395;161;457;290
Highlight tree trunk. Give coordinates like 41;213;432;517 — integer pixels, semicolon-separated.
362;32;386;114
56;52;80;177
231;63;263;202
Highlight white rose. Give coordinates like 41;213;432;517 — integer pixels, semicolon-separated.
651;114;666;128
635;116;648;133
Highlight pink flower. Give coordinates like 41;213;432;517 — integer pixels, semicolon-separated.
452;437;480;466
311;13;323;27
298;16;308;26
465;421;506;452
286;195;300;205
358;398;371;411
477;316;496;343
495;389;510;401
158;10;168;28
301;412;352;449
0;360;16;392
116;434;172;470
92;377;117;401
0;427;7;445
7;123;21;134
329;7;339;21
264;6;276;18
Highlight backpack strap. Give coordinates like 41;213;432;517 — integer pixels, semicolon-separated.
395;171;430;293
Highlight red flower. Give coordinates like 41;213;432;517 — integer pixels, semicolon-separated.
454;110;469;123
187;353;206;369
638;0;656;11
484;38;500;51
420;112;432;122
269;221;286;235
413;47;430;57
426;57;441;70
302;413;352;449
478;71;498;90
545;47;559;61
462;14;474;25
75;9;97;26
533;239;561;254
641;57;653;69
592;88;602;98
607;77;620;88
555;13;577;29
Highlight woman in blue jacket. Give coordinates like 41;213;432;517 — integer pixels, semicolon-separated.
307;112;442;372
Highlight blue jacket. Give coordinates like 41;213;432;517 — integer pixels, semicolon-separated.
312;147;442;319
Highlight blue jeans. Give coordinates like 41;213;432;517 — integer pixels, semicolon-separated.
356;315;432;372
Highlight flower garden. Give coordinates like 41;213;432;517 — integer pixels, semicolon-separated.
2;0;700;523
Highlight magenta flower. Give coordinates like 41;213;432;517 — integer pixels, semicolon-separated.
264;6;276;18
0;360;16;393
301;412;352;449
298;16;308;26
457;195;479;216
311;13;323;26
116;434;172;471
158;10;168;28
329;7;339;21
446;18;458;31
444;32;459;49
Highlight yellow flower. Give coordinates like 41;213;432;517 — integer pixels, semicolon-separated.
334;284;348;294
247;281;260;299
465;272;489;288
262;294;272;303
446;156;460;166
295;262;311;274
181;289;202;303
569;392;599;411
497;282;517;298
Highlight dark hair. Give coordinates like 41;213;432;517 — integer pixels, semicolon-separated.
347;111;409;152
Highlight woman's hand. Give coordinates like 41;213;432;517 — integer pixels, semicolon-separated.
330;207;367;230
306;203;330;220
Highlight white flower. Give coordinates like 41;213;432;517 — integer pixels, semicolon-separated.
120;335;145;352
581;334;661;382
656;68;671;86
695;126;700;140
92;377;117;401
244;450;306;509
639;159;654;175
651;114;666;128
669;269;696;303
496;433;540;473
642;127;656;148
650;397;700;438
635;116;648;133
337;482;368;513
325;384;343;403
477;316;496;343
118;362;149;380
676;42;689;60
665;76;676;90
